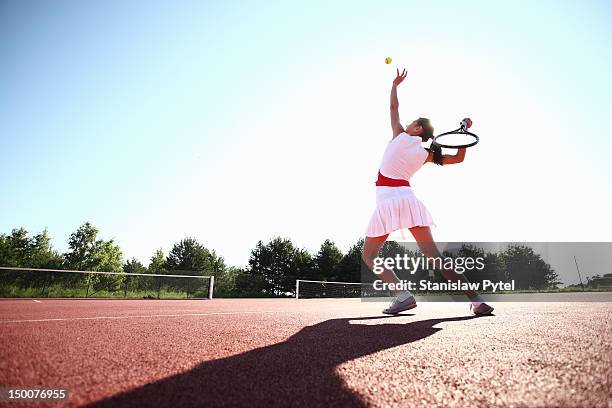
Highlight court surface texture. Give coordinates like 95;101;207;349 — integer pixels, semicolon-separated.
1;297;611;407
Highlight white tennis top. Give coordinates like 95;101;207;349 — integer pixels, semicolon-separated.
378;132;429;181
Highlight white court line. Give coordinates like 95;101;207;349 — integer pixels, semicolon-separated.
32;300;42;303
0;310;286;324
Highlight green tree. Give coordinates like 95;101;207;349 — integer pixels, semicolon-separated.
455;244;489;283
166;238;223;275
207;249;227;277
143;249;168;295
7;228;32;268
0;228;62;268
294;248;315;282
166;238;226;295
122;258;147;295
64;223;98;270
336;239;363;283
481;251;507;282
0;234;10;266
29;229;63;269
214;266;243;297
313;239;343;281
379;241;409;259
502;244;561;289
148;249;167;273
63;222;124;296
64;222;123;272
3;228;31;267
0;228;63;293
91;240;123;273
124;258;146;274
245;237;309;296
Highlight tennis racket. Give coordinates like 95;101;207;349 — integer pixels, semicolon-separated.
432;118;479;148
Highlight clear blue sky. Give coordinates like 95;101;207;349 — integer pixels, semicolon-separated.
1;0;611;278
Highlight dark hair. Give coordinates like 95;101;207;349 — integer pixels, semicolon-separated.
417;117;443;166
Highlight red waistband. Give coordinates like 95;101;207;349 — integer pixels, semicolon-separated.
375;171;410;187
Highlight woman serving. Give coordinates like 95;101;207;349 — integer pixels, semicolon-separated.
362;68;493;316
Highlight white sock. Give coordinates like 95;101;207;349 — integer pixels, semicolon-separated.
471;294;485;307
397;291;413;301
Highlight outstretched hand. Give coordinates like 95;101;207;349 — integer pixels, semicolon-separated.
393;68;407;86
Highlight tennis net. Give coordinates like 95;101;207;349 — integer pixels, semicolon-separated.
295;279;391;299
0;267;214;299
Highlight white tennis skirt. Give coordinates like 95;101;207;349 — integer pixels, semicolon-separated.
365;186;435;238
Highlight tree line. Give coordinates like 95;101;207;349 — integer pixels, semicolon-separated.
0;222;561;298
0;222;365;297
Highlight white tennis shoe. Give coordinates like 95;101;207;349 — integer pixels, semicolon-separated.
382;292;417;315
470;302;494;316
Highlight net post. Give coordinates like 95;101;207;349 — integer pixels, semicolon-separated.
296;280;300;300
208;276;214;300
85;274;91;298
43;271;50;298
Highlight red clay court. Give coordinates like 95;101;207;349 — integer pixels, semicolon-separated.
1;297;611;407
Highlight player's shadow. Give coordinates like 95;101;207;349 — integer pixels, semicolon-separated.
89;315;478;408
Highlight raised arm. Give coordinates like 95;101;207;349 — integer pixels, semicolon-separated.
442;147;466;164
425;147;467;165
390;68;407;138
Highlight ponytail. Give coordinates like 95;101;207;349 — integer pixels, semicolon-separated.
416;117;444;166
427;142;444;166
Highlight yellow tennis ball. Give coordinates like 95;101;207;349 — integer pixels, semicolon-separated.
385;57;392;64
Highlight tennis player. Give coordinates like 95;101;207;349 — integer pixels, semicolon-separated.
362;68;494;316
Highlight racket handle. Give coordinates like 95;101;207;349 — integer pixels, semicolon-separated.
460;118;472;129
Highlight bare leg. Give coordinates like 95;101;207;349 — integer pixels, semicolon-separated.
362;234;403;292
409;226;480;301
